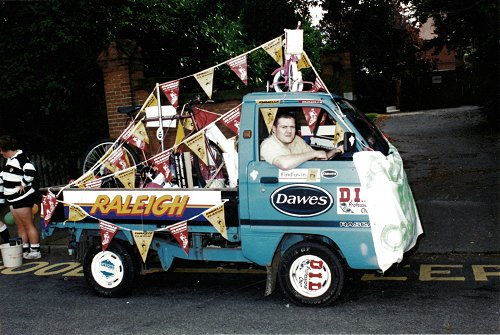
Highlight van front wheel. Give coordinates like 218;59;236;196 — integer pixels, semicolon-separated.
278;242;345;306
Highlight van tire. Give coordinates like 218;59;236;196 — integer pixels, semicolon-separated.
83;241;140;297
278;242;345;306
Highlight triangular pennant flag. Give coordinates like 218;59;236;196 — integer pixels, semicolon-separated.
151;150;173;182
174;121;186;153
193;107;219;129
119;121;136;142
226;54;248;85
203;203;227;240
124;121;150;151
297;52;311;70
262;37;283;67
105;147;128;171
159;80;180;109
140;91;158;112
333;122;345;146
99;220;119;251
68;204;87;221
84;176;103;189
115;167;136;188
303;107;322;133
77;171;97;188
167;220;189;255
185;131;208;165
260;107;278;134
312;76;328;92
221;105;241;135
194;68;214;99
42;191;58;227
132;231;154;263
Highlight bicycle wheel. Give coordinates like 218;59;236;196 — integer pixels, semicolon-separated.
82;139;140;174
289;62;303;92
193;140;227;188
272;67;288;92
272;64;303;92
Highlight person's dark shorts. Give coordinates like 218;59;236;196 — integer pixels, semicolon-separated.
9;192;37;209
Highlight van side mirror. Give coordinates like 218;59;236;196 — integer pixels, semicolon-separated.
343;132;356;153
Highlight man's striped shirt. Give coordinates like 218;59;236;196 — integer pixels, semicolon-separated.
0;150;36;204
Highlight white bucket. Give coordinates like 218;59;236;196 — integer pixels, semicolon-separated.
0;243;23;267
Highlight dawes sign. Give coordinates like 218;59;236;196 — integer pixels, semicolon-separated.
270;184;333;217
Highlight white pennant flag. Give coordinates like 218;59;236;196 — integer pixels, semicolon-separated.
194;68;215;99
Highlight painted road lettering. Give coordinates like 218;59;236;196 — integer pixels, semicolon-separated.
1;262;499;281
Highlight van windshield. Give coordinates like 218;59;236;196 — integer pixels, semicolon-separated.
334;98;390;156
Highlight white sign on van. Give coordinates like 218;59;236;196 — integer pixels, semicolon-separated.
279;168;320;183
336;186;368;215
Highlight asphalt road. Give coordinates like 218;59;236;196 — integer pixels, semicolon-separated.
0;252;499;334
377;106;499;254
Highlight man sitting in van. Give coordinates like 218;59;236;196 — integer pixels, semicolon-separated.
260;110;343;170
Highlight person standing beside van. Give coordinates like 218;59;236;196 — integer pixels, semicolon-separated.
0;135;41;259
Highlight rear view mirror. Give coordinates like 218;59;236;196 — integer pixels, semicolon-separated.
343;132;356;153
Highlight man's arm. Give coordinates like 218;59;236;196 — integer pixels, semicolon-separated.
326;147;344;159
272;150;327;170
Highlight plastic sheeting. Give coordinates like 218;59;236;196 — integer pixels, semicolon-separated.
353;144;423;272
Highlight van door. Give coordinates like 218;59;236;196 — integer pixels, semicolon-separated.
245;104;369;230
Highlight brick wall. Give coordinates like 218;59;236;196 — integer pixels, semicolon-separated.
97;40;148;140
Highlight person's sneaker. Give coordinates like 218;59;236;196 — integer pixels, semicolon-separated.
23;250;41;260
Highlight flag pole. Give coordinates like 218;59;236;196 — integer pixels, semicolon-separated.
156;83;164;152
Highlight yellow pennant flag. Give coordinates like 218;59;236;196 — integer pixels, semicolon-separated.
186;131;208;165
262;37;283;67
203;203;227;240
174;121;186;153
115;167;136;188
132;231;154;263
194;68;214;99
297;52;311;70
333;122;345;146
140;91;158;112
68;204;87;221
132;121;150;144
260;107;278;134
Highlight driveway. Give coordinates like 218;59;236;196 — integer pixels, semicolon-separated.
377;106;499;253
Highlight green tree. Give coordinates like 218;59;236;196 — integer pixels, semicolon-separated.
0;0;323;179
317;0;431;111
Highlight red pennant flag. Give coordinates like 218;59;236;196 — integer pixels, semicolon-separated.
106;147;128;170
167;221;189;255
227;54;248;86
302;107;325;133
151;150;173;182
193;107;219;129
160;80;180;109
122;121;149;152
311;77;328;92
99;220;119;251
84;178;103;189
221;105;241;135
41;191;58;227
119;121;135;142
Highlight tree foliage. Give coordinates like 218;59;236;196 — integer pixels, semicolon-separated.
317;0;431;110
0;0;318;159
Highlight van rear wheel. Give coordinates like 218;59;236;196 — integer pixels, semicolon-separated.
278;242;345;306
83;241;140;297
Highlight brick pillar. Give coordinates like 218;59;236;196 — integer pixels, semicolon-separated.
97;40;148;139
